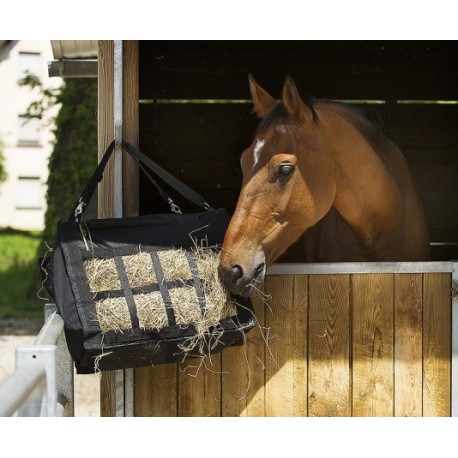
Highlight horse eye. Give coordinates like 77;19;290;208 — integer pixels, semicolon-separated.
278;164;295;177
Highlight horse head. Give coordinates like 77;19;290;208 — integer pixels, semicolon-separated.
219;75;336;295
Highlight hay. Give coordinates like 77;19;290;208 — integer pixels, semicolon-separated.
84;258;120;292
84;252;157;292
157;249;193;282
123;252;157;287
86;246;240;358
135;292;168;330
170;286;202;325
95;296;131;332
192;245;237;334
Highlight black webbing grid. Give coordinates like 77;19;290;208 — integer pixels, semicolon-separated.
149;251;177;326
114;256;140;329
185;251;207;315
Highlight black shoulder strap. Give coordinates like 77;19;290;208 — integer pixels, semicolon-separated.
68;140;211;223
122;141;210;210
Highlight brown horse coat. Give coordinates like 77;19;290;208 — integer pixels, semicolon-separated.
219;75;430;294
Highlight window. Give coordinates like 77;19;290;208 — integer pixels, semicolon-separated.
17;115;40;145
17;52;42;79
16;177;42;209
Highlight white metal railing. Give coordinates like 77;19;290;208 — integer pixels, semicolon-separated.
0;305;74;417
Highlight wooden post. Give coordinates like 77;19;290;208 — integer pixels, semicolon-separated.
98;40;139;417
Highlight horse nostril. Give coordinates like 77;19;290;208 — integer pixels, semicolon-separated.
230;264;244;285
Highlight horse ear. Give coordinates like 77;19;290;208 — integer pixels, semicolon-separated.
282;75;308;121
248;74;276;118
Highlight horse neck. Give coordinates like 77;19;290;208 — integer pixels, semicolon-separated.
317;106;401;246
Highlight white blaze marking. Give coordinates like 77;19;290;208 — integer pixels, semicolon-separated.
253;139;265;168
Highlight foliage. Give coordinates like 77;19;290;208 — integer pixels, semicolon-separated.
40;78;98;251
18;73;60;123
0;228;43;319
16;77;98;316
0;138;6;183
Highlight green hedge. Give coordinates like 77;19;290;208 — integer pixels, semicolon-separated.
40;79;98;253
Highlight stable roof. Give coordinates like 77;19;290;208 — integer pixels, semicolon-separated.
49;40;98;78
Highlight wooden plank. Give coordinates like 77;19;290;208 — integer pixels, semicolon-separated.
99;370;116;417
222;294;266;416
177;354;222;416
122;40;139;218
264;275;308;416
423;273;451;416
308;274;351;416
121;40;139;417
394;274;423;416
97;39;114;220
452;264;458;417
134;364;178;416
98;40;115;417
98;40;141;417
352;273;394;416
221;293;266;416
98;39;139;219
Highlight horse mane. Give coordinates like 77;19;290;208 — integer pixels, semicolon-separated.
329;100;386;135
257;96;385;139
257;97;319;132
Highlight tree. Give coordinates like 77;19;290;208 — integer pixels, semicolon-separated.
19;75;98;252
18;74;97;308
40;79;98;251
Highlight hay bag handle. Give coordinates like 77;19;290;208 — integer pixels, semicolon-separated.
69;140;212;223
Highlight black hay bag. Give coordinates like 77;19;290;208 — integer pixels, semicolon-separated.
43;141;258;374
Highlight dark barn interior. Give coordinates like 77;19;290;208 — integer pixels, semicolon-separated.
137;41;458;261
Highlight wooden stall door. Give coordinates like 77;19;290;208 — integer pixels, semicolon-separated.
135;270;451;417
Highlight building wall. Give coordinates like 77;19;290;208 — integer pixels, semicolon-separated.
0;40;62;231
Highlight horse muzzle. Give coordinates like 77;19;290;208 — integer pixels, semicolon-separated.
218;252;266;296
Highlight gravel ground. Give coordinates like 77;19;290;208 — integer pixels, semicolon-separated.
0;319;100;416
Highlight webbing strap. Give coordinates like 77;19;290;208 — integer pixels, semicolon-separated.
149;251;176;326
69;140;211;223
122;141;210;210
185;251;206;315
114;256;140;329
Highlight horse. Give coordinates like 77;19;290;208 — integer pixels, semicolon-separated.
218;75;430;295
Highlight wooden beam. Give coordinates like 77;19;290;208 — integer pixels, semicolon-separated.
98;40;139;417
122;40;139;218
97;40;114;220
